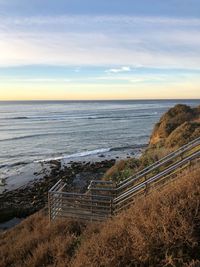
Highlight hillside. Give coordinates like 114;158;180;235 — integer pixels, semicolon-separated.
104;104;200;183
1;162;200;267
1;104;200;267
150;104;200;148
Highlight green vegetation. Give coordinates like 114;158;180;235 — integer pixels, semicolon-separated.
103;158;140;183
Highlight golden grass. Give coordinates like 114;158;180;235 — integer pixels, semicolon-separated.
150;104;200;148
73;164;200;267
103;104;200;183
0;212;92;267
1;162;200;267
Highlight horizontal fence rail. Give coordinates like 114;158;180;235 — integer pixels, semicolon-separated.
49;180;113;221
113;150;200;213
49;137;200;222
88;136;200;193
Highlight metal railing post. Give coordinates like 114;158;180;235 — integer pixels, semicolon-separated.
48;137;200;222
48;191;52;222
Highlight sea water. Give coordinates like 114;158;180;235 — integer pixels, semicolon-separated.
0;99;199;191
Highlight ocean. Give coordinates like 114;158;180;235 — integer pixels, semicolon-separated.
0;99;199;191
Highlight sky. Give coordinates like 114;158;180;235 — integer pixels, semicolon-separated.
0;0;200;100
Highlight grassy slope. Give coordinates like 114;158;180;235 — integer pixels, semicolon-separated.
73;164;200;267
149;104;200;148
103;104;200;183
1;162;200;267
1;104;200;267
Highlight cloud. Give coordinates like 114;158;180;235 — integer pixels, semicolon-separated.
74;67;81;72
0;15;200;68
106;66;131;73
0;77;72;83
93;72;198;85
2;15;200;27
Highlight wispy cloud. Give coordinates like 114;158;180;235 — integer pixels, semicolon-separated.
2;15;200;27
0;15;200;68
105;66;131;73
0;77;72;83
93;72;200;85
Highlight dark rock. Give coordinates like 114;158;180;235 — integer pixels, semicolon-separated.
0;158;116;223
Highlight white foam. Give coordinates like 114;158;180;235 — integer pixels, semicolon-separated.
35;148;111;163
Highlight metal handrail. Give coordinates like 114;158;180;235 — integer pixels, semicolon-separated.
49;179;62;192
114;149;200;204
50;190;113;199
49;136;200;221
118;136;200;185
89;136;200;192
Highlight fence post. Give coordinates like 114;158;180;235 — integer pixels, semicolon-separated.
48;191;51;222
90;192;93;222
144;175;148;196
48;140;200;222
110;197;114;216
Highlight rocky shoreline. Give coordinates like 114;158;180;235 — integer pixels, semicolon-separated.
0;158;116;225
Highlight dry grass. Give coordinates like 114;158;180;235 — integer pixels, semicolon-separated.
166;122;200;148
2;104;200;267
0;212;94;267
73;164;200;267
1;162;200;267
149;104;200;148
102;104;200;183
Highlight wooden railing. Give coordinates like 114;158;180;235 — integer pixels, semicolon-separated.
49;137;200;222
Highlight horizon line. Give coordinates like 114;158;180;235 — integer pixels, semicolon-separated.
0;98;199;102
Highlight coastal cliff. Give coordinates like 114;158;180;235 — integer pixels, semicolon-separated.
149;104;200;148
104;105;200;183
1;104;200;267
